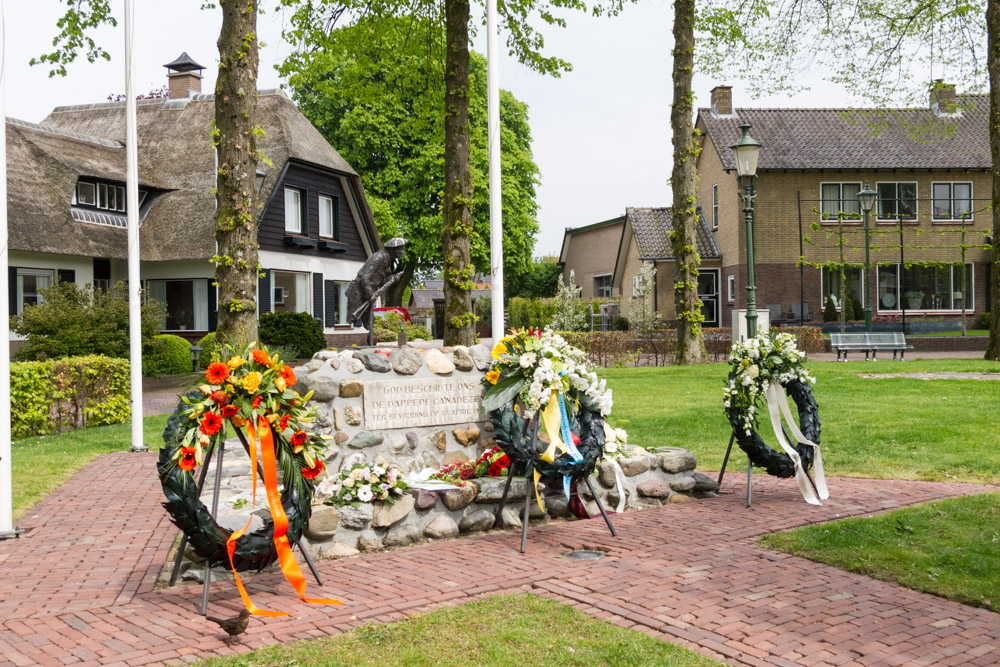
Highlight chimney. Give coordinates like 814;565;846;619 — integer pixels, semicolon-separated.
164;52;205;100
710;85;733;117
929;79;957;116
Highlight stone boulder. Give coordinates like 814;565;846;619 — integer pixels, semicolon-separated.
424;514;459;539
372;494;415;529
348;431;383;449
322;542;359;559
453;347;474;371
469;344;492;370
459;509;494;533
442;484;477;510
300;374;339;402
424;349;456;375
691;472;721;493
452;424;481;447
338;503;374;530
636;479;671;498
618;455;651;477
475;476;525;502
659;448;697;474
356;351;392;373
339;380;364;398
303;505;339;541
412;488;439;510
384;523;421;547
390;347;423;375
344;405;362;426
346;358;364;374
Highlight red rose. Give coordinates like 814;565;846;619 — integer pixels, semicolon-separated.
179;447;197;471
251;349;271;366
302;460;324;481
220;405;239;419
200;412;223;436
205;362;229;384
209;390;229;406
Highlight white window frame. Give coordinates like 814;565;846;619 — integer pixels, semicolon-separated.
271;270;312;315
273;286;285;306
712;184;719;229
16;268;54;314
931;181;973;222
819;182;862;221
632;274;644;297
875;263;974;312
319;194;335;238
594;273;613;298
876;181;918;222
727;274;735;302
146;278;209;332
284;187;305;234
820;265;865;309
77;182;96;207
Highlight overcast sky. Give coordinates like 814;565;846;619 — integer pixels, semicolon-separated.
7;0;857;258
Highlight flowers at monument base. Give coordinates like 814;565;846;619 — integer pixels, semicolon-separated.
431;446;511;485
481;327;613;419
724;330;815;436
171;344;331;483
324;463;410;508
602;422;630;459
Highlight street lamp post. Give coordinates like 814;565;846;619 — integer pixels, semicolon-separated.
858;182;877;332
731;124;762;338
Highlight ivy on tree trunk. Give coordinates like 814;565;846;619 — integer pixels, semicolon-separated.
442;0;475;346
987;0;1000;360
670;0;709;364
214;0;261;350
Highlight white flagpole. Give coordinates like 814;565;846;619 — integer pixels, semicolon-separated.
486;0;504;341
125;0;146;452
0;0;16;536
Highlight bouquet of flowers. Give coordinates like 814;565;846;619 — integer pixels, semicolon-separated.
431;446;511;485
723;330;816;436
602;423;629;459
481;328;613;418
173;344;331;488
323;462;410;508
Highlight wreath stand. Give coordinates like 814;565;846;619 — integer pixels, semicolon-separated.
166;429;323;615
716;423;823;509
490;417;616;553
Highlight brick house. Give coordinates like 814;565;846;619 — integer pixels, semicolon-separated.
7;53;382;350
696;84;991;328
558;215;625;299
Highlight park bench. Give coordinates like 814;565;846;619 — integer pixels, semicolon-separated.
829;332;913;361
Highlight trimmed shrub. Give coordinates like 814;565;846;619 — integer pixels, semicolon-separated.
508;297;557;330
823;296;838;323
195;332;219;369
375;311;432;343
11;355;130;439
12;281;161;360
978;312;990;330
259;311;326;359
143;335;192;377
612;316;629;331
852;298;865;322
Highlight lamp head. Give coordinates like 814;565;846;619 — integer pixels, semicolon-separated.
730;124;761;179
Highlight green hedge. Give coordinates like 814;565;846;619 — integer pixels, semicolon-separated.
196;332;219;369
508;297;557;330
11;355;130;439
143;334;191;377
259;311;327;359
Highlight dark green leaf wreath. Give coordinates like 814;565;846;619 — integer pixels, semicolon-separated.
724;376;820;478
489;398;606;483
158;390;313;572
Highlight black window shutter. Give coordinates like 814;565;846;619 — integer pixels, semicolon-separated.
324;280;337;327
57;269;75;284
259;270;271;314
207;279;218;332
93;258;111;281
313;273;323;325
333;196;341;240
8;267;17;317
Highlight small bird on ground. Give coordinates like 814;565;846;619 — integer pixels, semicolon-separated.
206;608;250;644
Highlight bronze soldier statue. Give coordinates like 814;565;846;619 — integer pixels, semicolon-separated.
346;237;407;343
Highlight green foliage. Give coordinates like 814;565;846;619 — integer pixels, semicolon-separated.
550;270;588;331
279;15;541;282
823;296;838;323
628;262;662;332
258;312;327;359
613;316;630;331
508;297;557;330
196;332;220;370
11;355;130;440
508;257;562;299
374;312;432;343
979;312;991;330
12;281;161;360
142;335;192;377
475;296;492;329
852;298;865;322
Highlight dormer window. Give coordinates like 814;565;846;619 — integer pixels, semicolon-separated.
74;178;147;213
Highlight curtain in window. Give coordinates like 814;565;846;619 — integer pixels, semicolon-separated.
295;273;309;313
148;280;167;330
338;282;349;324
193;280;208;331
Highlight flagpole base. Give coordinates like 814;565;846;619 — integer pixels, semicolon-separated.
0;529;25;540
130;444;150;452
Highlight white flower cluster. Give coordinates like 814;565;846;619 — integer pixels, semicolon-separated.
602;423;629;458
723;331;816;435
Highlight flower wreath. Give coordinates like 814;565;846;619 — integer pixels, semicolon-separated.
481;328;612;508
722;330;820;477
159;345;339;615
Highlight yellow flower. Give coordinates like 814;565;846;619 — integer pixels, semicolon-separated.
275;376;287;393
491;343;507;360
199;384;213;395
243;371;263;393
227;356;245;370
486;369;500;384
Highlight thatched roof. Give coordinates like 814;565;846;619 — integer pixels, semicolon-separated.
11;90;374;261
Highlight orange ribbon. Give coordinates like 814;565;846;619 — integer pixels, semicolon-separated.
223;416;341;616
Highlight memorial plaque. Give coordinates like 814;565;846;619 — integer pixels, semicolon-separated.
363;377;483;430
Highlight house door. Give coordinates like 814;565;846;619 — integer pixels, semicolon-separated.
433;300;445;339
698;270;720;328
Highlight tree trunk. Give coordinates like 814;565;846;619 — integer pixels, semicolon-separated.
986;0;1000;359
214;0;260;350
670;0;709;364
385;258;417;307
442;0;475;346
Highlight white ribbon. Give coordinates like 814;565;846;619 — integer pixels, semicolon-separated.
605;458;628;513
764;383;829;505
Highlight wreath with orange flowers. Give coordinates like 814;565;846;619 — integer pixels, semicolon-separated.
158;345;331;572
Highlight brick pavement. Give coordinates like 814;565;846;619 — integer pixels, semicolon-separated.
1;451;998;666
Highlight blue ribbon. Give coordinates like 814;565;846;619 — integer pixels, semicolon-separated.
557;371;583;500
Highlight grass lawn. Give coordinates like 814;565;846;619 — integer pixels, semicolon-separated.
12;414;168;521
193;593;721;667
913;329;988;337
603;358;1000;484
759;493;1000;612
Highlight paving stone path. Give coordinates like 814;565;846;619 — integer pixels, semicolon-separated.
1;451;997;666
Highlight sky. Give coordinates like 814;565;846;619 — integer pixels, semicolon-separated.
6;0;860;258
